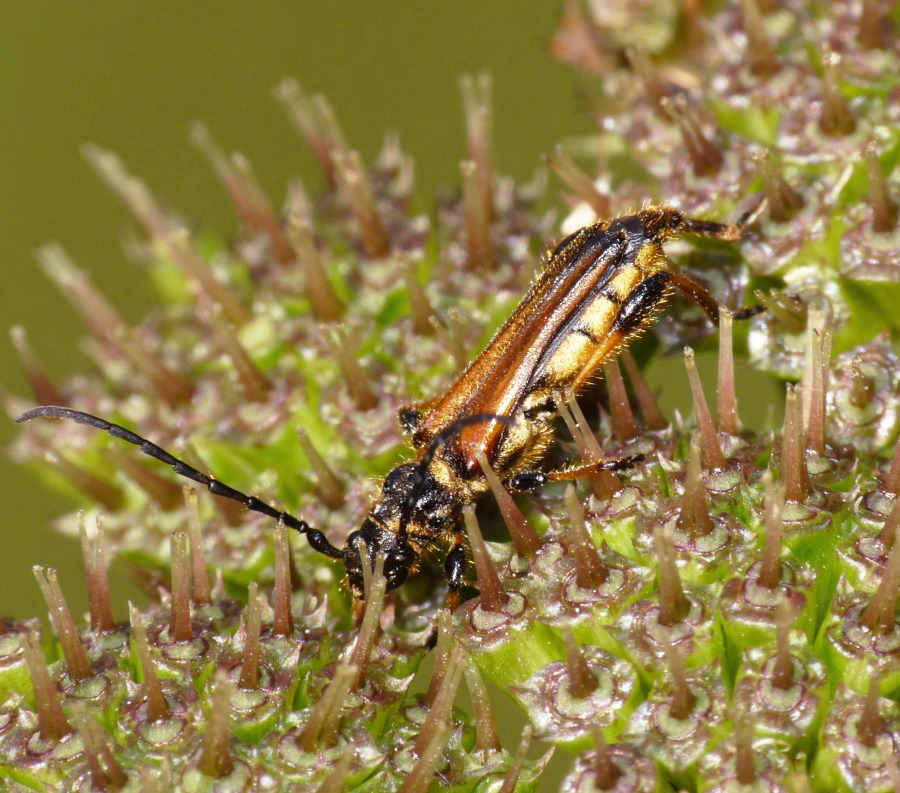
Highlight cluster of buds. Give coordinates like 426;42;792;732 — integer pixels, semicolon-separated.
3;0;900;790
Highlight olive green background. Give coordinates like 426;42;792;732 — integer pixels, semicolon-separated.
0;1;601;621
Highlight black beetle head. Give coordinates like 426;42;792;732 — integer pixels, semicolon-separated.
343;518;417;599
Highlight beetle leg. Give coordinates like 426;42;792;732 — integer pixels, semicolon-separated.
668;269;766;324
509;454;644;492
443;532;468;613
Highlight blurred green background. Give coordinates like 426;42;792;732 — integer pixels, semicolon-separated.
1;1;600;622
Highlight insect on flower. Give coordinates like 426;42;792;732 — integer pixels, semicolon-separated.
18;206;755;609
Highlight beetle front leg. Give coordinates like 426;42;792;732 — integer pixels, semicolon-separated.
443;532;468;614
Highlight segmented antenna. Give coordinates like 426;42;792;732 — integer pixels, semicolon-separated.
16;406;344;560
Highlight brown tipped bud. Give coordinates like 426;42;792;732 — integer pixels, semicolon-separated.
296;663;358;753
79;514;115;633
476;451;542;558
683;348;727;470
238;583;263;690
400;258;437;337
677;434;714;537
169;531;193;643
325;325;379;411
463;505;510;612
547;146;611;218
716;309;739;435
272;522;295;637
662;634;695;720
332;148;390;260
129;604;170;723
818;47;856;137
604;358;639;442
621;350;667;430
864;143;899;234
462;159;494;271
33;566;92;681
198;674;235;778
655;526;690;627
663;94;724;177
297;427;346;510
10;326;66;407
781;385;811;503
740;0;778;77
460;73;495;225
755;152;804;224
286;212;345;321
20;631;73;740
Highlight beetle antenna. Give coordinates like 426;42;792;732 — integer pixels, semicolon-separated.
16;405;343;560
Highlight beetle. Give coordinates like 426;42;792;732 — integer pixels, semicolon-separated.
18;206;750;607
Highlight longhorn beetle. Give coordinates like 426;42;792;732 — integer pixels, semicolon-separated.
18;206;756;609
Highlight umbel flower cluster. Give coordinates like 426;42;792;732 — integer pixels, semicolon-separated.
4;0;900;790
